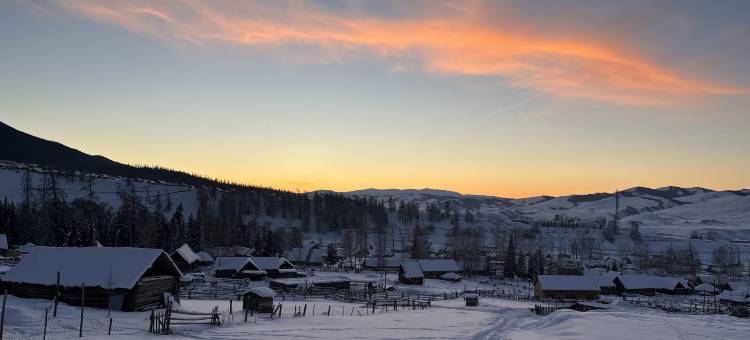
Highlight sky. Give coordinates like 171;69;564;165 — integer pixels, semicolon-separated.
1;0;749;198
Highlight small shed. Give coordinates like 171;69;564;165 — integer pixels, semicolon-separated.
214;257;266;279
399;261;424;285
171;244;201;271
534;275;600;300
464;293;478;306
418;259;460;279
3;247;181;311
242;287;276;313
439;272;462;282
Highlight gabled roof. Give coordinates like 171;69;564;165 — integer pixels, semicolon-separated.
251;257;294;270
214;257;260;272
417;259;459;273
401;261;424;278
3;247;181;289
537;275;600;292
197;251;214;263
727;281;749;291
615;274;686;290
245;287;276;298
173;244;201;265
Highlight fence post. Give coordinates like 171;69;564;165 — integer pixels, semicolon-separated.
303;304;307;317
0;289;6;340
230;300;233;315
108;318;112;335
245;309;248;322
43;307;49;340
54;271;60;317
79;282;85;338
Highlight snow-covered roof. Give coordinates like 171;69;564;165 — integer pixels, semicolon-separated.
594;272;618;287
197;251;214;263
3;246;180;289
215;257;259;272
615;275;686;290
246;287;276;298
251;257;294;270
694;283;715;292
440;272;461;280
418;259;460;273
0;234;8;250
536;275;600;292
727;281;749;291
401;261;424;278
173;244;201;265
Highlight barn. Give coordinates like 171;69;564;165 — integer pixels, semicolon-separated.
534;275;600;300
399;261;424;285
285;247;324;267
2;247;181;311
251;257;297;278
214;257;266;280
418;259;460;279
171;244;201;271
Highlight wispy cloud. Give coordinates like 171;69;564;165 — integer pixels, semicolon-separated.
52;0;747;106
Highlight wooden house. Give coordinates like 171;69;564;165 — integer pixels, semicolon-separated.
418;259;460;279
364;257;407;271
399;261;424;285
171;244;201;271
251;257;296;278
614;274;690;296
2;246;181;311
214;257;267;280
534;275;600;300
242;287;276;313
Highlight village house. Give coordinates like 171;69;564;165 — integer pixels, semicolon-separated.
364;256;407;271
534;275;600;300
2;247;181;311
418;259;460;279
214;256;267;280
170;243;202;271
614;274;691;296
251;257;297;278
399;261;424;285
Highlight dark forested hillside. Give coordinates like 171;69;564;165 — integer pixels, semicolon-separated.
0;121;388;254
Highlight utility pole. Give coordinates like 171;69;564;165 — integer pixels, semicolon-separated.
614;189;620;231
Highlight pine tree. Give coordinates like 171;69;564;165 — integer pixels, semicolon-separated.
504;234;517;277
325;243;340;265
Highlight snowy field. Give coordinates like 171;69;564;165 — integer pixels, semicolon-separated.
3;289;749;340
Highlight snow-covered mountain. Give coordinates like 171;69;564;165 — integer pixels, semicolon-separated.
331;186;750;229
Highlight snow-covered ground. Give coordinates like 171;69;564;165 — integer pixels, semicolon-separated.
65;297;750;340
3;271;749;340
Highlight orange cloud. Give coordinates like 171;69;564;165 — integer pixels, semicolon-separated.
54;0;746;106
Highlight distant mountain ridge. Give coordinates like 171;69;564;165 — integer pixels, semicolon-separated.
0;120;278;192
